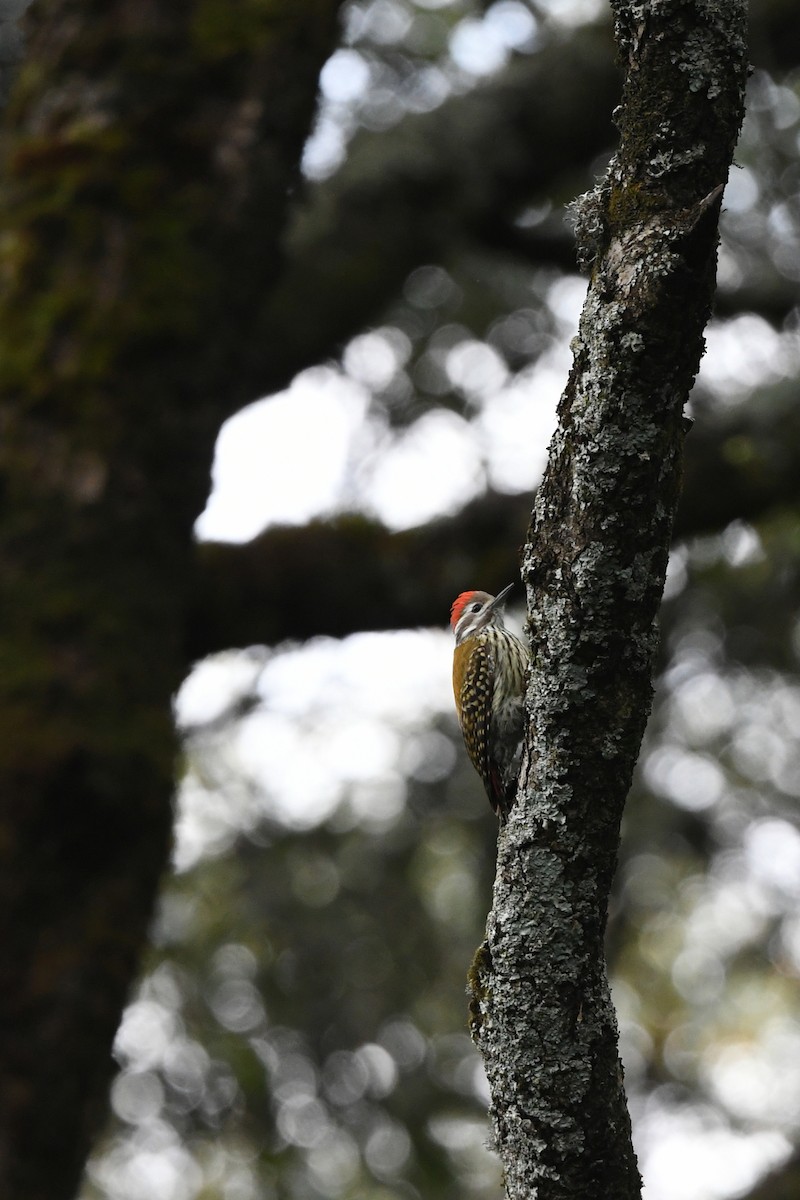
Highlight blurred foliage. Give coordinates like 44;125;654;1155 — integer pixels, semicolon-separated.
84;730;506;1200
76;0;800;1196
82;518;800;1200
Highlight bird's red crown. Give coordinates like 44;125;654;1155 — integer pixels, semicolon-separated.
450;591;478;629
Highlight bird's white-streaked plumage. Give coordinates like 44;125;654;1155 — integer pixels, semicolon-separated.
450;586;527;817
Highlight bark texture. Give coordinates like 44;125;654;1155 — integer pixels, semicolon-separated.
0;3;342;1198
469;2;749;1197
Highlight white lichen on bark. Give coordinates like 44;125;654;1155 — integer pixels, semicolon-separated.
469;2;748;1197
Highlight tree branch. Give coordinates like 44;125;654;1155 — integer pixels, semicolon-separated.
230;0;796;400
0;0;26;104
244;25;620;400
739;1150;800;1200
187;394;800;655
469;2;749;1196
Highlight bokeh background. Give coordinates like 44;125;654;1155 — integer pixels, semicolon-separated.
78;0;800;1197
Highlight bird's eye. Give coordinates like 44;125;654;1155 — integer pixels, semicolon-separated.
471;602;481;613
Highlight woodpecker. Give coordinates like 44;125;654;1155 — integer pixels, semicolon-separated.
450;584;527;818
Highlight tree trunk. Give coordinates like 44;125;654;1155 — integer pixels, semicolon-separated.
0;3;342;1198
469;2;749;1196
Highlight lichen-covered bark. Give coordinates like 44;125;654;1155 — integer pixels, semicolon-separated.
469;2;748;1197
0;3;342;1198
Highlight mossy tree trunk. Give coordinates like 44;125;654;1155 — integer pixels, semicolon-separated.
469;2;749;1196
0;3;342;1198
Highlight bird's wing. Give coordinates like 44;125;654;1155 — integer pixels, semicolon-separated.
458;639;501;812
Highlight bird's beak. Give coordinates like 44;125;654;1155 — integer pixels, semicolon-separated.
488;582;515;611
